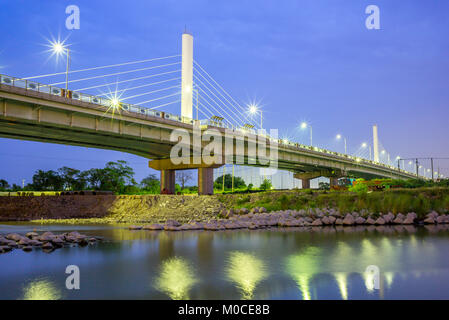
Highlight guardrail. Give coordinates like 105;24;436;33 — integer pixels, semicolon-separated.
0;73;420;178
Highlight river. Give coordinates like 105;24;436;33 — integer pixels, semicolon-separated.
1;223;449;300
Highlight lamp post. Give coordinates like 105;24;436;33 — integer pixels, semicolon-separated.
301;122;312;146
336;134;347;154
248;104;263;129
361;143;372;160
52;42;70;95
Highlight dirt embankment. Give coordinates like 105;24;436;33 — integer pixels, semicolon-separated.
0;195;226;223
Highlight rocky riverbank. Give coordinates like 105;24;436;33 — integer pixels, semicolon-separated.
0;231;101;254
127;207;449;232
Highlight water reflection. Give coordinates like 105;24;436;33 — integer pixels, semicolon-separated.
226;251;268;300
285;247;322;300
22;278;61;300
154;257;197;300
334;273;349;300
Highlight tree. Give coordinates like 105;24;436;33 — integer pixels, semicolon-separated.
260;179;272;191
58;167;87;190
141;174;160;194
176;171;193;189
0;179;10;191
214;174;246;190
84;161;136;193
318;182;330;190
31;170;64;191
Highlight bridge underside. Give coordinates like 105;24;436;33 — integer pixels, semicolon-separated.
0;85;418;195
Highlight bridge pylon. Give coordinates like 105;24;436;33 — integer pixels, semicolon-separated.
181;32;193;119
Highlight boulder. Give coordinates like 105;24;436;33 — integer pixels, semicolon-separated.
18;238;31;246
240;208;249;215
393;216;404;224
423;217;435;224
0;246;12;253
407;212;417;220
42;242;54;250
6;233;22;242
396;213;405;220
143;224;164;230
311;219;323;226
436;215;447;224
321;216;331;225
355;217;366;225
335;218;344;225
165;220;181;227
259;207;267;213
366;217;376;225
250;207;259;214
328;216;336;224
25;232;39;239
343;214;355;226
375;217;386;225
51;238;64;247
384;213;395;224
22;246;33;252
128;225;143;230
427;211;439;219
402;216;415;225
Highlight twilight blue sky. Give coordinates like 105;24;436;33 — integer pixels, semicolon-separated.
0;0;448;185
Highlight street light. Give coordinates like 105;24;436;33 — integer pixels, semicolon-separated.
51;41;70;95
301;122;312;146
248;104;263;129
361;142;372;160
336;134;347;154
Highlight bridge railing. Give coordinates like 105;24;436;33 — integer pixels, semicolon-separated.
0;74;419;178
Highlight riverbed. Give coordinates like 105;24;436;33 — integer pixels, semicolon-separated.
1;223;449;300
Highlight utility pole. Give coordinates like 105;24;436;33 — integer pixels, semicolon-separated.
415;158;419;177
431;158;434;181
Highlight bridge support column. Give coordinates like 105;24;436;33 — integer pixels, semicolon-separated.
198;167;214;195
302;179;311;189
160;169;176;194
330;177;339;187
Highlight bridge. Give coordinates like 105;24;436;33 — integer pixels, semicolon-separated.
0;33;419;194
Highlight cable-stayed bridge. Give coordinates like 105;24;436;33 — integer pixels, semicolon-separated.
0;33;421;194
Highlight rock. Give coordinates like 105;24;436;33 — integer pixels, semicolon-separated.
321;216;331;225
335;218;344;225
22;246;33;252
396;213;405;220
393;216;404;224
226;209;234;218
28;239;43;246
6;233;22;242
143;224;164;230
355;217;366;225
128;225;143;230
311;219;323;226
328;216;336;224
375;217;386;225
0;246;12;253
343;214;355;225
259;207;267;213
423;217;435;224
42;242;54;250
164;225;181;231
17;237;31;246
366;217;376;225
51;238;64;247
407;212;417;220
427;211;439;219
165;220;181;227
436;215;447;224
26;232;39;239
240;208;249;215
402;216;415;225
41;231;55;238
250;207;259;214
384;213;395;224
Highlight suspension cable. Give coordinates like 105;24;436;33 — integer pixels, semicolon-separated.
95;77;181;97
121;85;181;101
23;55;181;80
75;70;180;91
49;62;181;86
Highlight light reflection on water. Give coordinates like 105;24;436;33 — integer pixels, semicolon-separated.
1;223;449;300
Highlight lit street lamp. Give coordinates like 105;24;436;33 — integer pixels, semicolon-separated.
301;122;312;146
248;104;263;129
51;41;71;95
361;142;372;160
336;134;347;154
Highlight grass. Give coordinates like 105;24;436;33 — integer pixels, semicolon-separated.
218;187;449;218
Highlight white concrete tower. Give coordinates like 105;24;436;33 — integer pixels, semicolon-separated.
181;32;193;119
373;124;379;163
